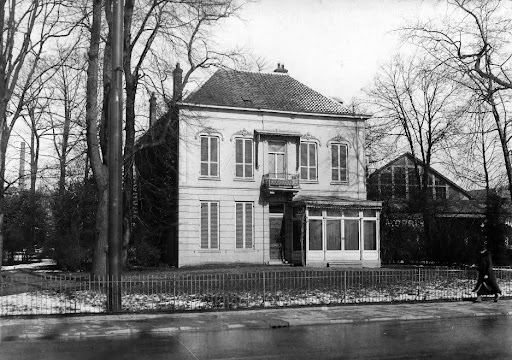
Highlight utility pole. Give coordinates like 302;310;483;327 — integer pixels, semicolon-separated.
108;0;124;312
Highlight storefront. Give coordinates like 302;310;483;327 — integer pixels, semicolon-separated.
291;196;382;267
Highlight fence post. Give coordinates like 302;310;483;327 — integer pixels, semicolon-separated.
343;271;347;304
417;267;421;300
262;272;266;306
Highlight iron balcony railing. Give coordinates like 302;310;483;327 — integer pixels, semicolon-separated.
262;173;300;191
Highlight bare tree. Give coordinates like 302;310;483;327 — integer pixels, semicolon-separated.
366;55;466;252
403;0;512;199
0;0;75;270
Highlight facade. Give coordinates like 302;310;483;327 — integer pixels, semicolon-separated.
169;64;381;267
367;153;472;202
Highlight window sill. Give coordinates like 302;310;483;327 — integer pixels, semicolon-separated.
198;176;221;181
235;248;255;252
197;249;221;252
234;178;255;182
300;180;319;184
330;181;348;185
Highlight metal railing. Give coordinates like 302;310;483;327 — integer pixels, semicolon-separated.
262;173;300;190
1;267;511;316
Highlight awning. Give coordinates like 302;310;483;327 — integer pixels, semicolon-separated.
292;195;382;209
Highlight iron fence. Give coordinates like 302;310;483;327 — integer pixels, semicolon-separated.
1;267;511;316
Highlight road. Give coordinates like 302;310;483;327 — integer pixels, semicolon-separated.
2;316;512;359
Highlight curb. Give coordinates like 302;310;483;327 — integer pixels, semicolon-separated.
2;305;512;341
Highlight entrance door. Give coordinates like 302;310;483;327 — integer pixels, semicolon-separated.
269;213;284;261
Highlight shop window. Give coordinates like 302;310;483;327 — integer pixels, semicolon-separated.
326;220;342;250
309;219;323;250
364;220;377;250
345;219;359;250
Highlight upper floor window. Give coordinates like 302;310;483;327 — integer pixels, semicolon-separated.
200;136;219;177
268;141;286;179
235;138;253;178
300;142;317;181
331;143;347;182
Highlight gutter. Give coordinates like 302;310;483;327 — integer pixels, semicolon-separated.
178;102;370;121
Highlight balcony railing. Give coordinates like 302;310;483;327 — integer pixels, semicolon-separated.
262;173;300;193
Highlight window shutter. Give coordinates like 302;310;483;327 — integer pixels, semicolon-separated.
236;203;243;248
210;202;218;248
245;203;253;248
200;202;209;249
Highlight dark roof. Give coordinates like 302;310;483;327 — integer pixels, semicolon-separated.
369;152;472;199
183;69;356;116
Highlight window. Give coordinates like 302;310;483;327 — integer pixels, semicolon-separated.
200;136;219;177
380;169;392;199
268;141;286;179
300;142;317;181
309;219;323;250
363;220;377;250
235;138;253;178
344;219;359;250
331;143;347;182
435;178;447;200
200;201;219;249
326;220;342;250
236;202;253;249
393;166;406;199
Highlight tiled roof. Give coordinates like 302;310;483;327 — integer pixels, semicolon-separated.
183;69;353;115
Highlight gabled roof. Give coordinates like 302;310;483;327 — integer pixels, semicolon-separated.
182;69;360;116
369;152;472;199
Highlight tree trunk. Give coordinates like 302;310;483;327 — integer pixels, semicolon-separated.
122;74;136;265
91;186;108;275
86;0;108;276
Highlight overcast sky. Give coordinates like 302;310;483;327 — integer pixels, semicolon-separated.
215;0;442;102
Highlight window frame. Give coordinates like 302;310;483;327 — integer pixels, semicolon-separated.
330;143;348;184
300;141;318;182
200;201;220;250
235;201;254;250
199;135;220;178
234;137;254;180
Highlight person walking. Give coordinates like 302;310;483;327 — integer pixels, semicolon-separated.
473;245;502;303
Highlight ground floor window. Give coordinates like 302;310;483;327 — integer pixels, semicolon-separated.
236;202;253;249
364;220;377;250
305;208;379;252
200;201;219;249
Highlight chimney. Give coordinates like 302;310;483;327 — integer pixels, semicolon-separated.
173;63;183;102
149;92;157;128
273;63;288;73
19;142;25;190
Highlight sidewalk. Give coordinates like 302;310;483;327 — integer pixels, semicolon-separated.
1;299;511;341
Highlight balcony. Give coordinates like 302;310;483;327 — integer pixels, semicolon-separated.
262;173;300;195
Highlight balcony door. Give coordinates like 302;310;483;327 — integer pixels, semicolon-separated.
268;141;286;179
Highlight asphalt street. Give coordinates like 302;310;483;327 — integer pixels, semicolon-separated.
3;316;512;359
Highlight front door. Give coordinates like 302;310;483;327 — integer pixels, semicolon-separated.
269;205;285;261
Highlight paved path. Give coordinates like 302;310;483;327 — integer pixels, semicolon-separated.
1;298;511;341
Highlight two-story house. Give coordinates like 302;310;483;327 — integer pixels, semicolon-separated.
147;64;382;268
